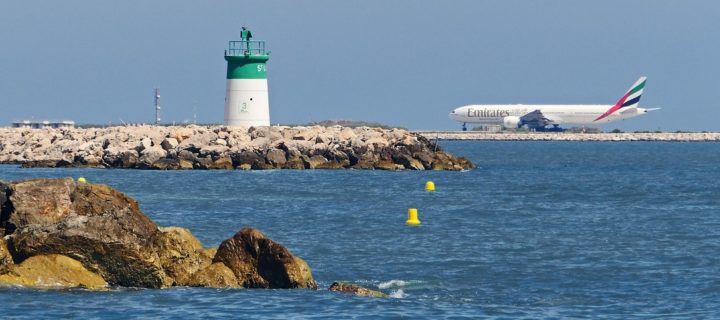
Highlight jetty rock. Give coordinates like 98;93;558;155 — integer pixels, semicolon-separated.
0;125;473;171
0;178;316;290
329;282;388;298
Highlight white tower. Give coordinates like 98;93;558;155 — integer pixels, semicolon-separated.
224;27;270;126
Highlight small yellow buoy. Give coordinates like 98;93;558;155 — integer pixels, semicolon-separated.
77;177;87;183
425;181;435;192
406;208;421;225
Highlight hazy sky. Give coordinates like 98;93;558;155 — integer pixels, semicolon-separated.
1;0;718;131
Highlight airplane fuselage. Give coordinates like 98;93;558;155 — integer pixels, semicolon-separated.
450;77;654;130
449;104;650;126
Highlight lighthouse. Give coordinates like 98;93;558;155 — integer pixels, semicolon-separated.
224;27;270;126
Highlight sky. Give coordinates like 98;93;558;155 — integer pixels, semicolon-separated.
1;0;718;131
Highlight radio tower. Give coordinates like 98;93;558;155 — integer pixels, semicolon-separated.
154;88;161;125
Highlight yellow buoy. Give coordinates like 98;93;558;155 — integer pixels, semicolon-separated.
77;177;87;183
406;208;421;225
425;181;435;192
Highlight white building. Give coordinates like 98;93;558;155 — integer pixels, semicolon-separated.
12;120;75;129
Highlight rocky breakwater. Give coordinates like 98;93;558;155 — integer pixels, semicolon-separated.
0;125;473;171
0;178;316;290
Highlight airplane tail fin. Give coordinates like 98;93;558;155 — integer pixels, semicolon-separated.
594;76;647;121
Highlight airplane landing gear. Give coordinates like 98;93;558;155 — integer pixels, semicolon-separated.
462;123;467;131
534;124;565;132
536;124;565;132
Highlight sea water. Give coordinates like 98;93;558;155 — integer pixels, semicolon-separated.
1;141;719;319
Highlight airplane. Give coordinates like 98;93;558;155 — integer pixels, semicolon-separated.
449;77;659;131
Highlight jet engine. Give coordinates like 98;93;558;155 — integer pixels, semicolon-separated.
502;116;522;129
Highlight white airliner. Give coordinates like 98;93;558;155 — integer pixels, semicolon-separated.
449;77;659;131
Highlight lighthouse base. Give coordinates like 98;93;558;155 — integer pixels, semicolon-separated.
224;79;270;127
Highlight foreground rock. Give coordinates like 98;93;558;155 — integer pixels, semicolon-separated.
7;178;170;288
0;255;107;290
0;238;12;274
328;282;388;298
0;125;473;171
213;228;317;289
0;178;316;290
155;227;214;286
188;262;239;288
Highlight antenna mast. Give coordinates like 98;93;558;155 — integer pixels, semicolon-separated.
154;88;161;125
193;104;197;125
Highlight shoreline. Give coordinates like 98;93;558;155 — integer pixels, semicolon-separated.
415;131;720;142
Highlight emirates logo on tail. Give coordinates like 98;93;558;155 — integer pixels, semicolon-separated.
595;77;647;121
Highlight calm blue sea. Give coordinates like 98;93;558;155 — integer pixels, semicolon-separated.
1;141;720;319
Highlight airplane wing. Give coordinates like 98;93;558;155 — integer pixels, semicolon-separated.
520;109;553;129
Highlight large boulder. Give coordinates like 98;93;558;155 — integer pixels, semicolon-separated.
455;157;475;170
292;127;319;141
170;127;193;142
374;160;404;170
20;160;66;168
6;179;171;288
160;137;179;150
136;137;153;152
328;282;388;298
151;158;183;170
412;151;435;169
138;146;167;168
351;160;375;169
117;150;139;168
6;178;75;228
283;159;306;169
304;155;329;169
0;238;12;273
0;254;107;290
431;151;465;171
177;149;198;163
283;147;303;161
1;178;321;290
213;227;317;289
177;131;217;151
188;262;239;288
231;151;265;168
74;153;103;167
210;156;234;170
393;153;425;170
265;148;287;166
1;181;11;235
154;227;213;286
314;160;349;169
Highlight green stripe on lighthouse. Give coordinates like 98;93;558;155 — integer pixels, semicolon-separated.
224;31;270;79
225;56;269;79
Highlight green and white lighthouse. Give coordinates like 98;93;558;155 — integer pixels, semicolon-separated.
224;27;270;126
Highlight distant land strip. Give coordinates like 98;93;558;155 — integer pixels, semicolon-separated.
415;131;720;142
